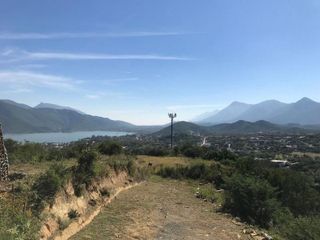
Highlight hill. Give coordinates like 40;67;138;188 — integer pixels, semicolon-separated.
153;121;210;137
155;120;311;136
0;100;137;133
199;98;320;125
208;120;307;134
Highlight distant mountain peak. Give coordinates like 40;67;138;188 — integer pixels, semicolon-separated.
229;101;250;106
35;102;86;114
296;97;316;104
258;99;284;104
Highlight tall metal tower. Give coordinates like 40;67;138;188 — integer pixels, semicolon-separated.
168;113;177;149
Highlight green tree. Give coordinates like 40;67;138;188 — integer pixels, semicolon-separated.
98;141;122;155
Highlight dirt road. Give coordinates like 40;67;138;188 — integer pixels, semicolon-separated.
71;177;251;240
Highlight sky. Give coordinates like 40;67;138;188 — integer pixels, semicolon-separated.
1;0;320;125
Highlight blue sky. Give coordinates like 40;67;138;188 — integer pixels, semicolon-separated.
1;0;320;125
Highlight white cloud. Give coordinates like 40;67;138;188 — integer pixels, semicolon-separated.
1;49;194;62
0;71;76;90
27;51;193;61
0;31;187;40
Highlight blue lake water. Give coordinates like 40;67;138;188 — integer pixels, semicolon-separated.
4;131;132;143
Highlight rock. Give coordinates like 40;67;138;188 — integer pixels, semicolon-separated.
243;228;255;234
232;219;242;226
250;230;257;236
261;232;273;240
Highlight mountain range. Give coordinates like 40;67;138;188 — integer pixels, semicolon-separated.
155;120;315;137
197;98;320;125
0;100;140;133
1;98;320;134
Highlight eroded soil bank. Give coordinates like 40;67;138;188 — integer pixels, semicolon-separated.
40;171;139;240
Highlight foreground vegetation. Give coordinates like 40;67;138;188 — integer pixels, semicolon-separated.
1;139;148;239
157;152;320;239
2;137;320;239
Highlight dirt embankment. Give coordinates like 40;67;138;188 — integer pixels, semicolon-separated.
40;171;140;240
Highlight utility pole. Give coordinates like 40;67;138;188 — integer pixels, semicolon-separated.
168;113;177;149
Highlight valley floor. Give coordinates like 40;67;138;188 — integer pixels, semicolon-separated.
71;176;252;240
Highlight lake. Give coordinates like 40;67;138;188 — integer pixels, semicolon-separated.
4;131;132;143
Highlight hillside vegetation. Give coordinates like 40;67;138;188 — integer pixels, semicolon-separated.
2;136;320;239
0;140;149;239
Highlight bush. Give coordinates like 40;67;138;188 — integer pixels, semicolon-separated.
98;141;122;155
31;163;68;211
277;216;320;240
145;147;168;156
181;146;202;158
202;149;236;162
100;188;111;197
68;209;80;219
266;169;320;216
0;198;39;240
126;159;137;176
223;174;281;228
73;151;97;195
158;163;227;187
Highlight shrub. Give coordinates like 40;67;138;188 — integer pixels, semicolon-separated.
145;147;169;156
266;169;320;216
31;163;68;211
100;188;111;197
0;198;39;240
98;141;122;155
157;163;227;187
195;184;218;203
126;159;137;176
68;209;80;219
277;216;320;240
73;151;97;196
202;149;236;162
181;146;202;158
223;174;281;228
157;165;185;179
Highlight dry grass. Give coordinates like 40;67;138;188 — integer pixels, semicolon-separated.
136;155;210;170
9;159;77;176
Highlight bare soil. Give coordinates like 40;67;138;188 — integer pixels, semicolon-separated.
71;176;252;240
